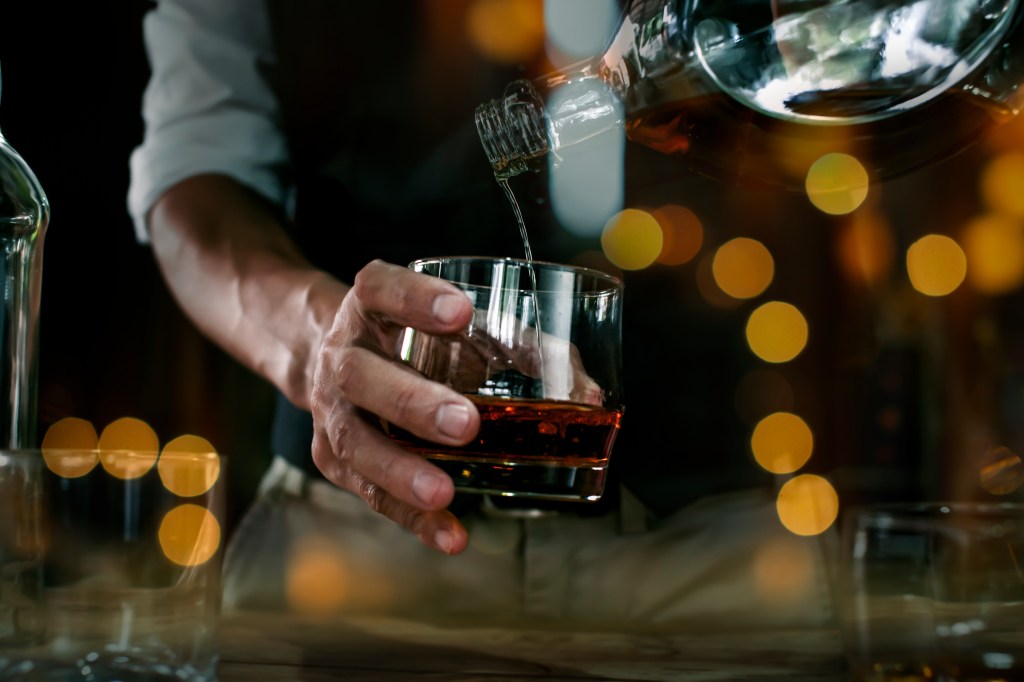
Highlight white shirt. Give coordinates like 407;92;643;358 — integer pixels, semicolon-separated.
127;0;292;243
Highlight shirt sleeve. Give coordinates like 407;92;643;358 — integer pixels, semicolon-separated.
127;0;291;243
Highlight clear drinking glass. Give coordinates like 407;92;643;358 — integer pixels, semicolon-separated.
838;502;1024;682
389;256;624;502
0;448;225;681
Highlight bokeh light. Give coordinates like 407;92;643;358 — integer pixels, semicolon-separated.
805;153;869;216
158;435;221;498
466;0;544;64
961;214;1024;295
286;538;351;617
745;301;809;363
753;537;815;602
544;0;617;62
98;417;159;480
712;237;774;299
835;210;894;287
158;503;221;567
601;208;663;270
980;152;1024;219
776;474;839;536
906;234;967;297
41;417;99;478
653;204;703;265
751;412;814;474
696;252;742;309
979;446;1023;496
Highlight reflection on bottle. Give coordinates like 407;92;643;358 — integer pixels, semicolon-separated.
0;63;49;449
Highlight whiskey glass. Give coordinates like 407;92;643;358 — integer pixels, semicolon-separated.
390;256;624;502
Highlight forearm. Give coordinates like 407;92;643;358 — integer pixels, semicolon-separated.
147;173;348;410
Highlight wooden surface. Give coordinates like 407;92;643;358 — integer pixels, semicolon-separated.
218;610;850;681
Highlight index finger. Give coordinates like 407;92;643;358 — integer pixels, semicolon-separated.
352;260;473;334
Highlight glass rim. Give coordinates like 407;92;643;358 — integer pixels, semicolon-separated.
409;255;624;292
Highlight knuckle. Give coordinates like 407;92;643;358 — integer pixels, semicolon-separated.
333;346;360;396
360;478;389;515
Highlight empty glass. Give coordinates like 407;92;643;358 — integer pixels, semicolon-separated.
839;502;1024;681
0;448;224;681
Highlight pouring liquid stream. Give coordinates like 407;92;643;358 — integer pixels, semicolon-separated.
498;178;546;393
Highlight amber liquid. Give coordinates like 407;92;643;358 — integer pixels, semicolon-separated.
386;395;622;500
621;86;1014;191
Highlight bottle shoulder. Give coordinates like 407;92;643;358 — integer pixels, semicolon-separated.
0;137;49;233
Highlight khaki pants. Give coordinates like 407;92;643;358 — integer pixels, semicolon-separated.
223;456;836;633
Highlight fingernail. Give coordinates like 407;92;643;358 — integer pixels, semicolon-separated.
413;470;446;507
434;529;454;554
432;293;466;325
436;403;471;439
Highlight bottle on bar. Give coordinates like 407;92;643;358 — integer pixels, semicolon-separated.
0;63;49;449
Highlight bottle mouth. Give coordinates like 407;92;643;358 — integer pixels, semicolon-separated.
474;79;550;179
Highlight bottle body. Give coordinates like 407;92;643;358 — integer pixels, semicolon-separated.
0;132;48;449
476;0;1024;187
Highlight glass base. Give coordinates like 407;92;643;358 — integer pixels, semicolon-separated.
0;656;217;681
428;456;608;501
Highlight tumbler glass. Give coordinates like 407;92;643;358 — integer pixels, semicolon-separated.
838;502;1024;682
0;447;224;681
390;256;624;502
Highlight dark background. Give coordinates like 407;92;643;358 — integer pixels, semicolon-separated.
0;4;274;526
3;3;1022;528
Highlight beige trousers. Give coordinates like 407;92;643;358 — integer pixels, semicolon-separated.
222;456;837;633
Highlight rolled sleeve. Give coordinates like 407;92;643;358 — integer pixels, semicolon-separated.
127;0;291;243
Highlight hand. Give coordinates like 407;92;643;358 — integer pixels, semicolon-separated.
310;260;480;554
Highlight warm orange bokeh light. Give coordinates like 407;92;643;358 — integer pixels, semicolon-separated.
805;153;869;216
753;537;815;602
712;237;774;299
696;252;743;309
41;417;99;478
601;208;663;270
286;539;351;617
751;412;814;474
653;204;703;265
906;234;967;297
980;152;1024;219
98;417;159;480
466;0;544;64
158;503;221;567
746;301;809;363
776;474;839;536
158;435;221;498
961;214;1024;295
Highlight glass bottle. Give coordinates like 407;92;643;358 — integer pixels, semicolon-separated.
476;0;1024;187
0;63;49;448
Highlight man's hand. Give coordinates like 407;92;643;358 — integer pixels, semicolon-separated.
310;260;480;554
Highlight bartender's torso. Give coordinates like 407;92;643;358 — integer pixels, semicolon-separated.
262;0;769;517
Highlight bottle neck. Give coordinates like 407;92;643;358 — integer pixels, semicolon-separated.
474;79;550;180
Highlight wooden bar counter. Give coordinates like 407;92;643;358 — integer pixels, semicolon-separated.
217;609;849;680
